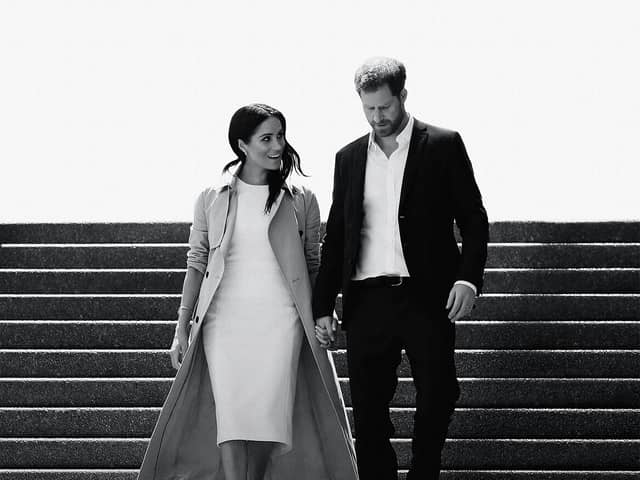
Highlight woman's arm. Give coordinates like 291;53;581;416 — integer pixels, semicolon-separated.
170;190;209;369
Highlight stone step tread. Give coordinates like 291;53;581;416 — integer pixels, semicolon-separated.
3;244;640;268
3;221;639;243
2;295;639;320
1;379;638;408
2;269;639;294
1;408;638;439
0;350;637;379
1;471;640;480
1;470;639;480
1;438;639;469
3;321;639;349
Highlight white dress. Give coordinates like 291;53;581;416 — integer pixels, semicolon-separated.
201;178;303;456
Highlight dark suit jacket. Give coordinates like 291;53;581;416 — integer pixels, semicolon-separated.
312;119;489;327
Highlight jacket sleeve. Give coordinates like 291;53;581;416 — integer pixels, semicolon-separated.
303;188;322;289
186;189;210;274
449;132;489;293
312;154;346;319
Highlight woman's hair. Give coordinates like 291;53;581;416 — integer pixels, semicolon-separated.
224;103;305;213
354;56;406;97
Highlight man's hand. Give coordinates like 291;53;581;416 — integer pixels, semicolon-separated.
446;283;476;323
315;315;337;349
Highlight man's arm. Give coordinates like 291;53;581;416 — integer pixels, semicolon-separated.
449;132;489;294
312;153;346;320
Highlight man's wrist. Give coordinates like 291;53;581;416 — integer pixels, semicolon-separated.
454;280;477;295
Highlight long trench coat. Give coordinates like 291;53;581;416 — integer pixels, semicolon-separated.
137;176;359;480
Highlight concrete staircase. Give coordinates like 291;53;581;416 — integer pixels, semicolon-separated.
0;222;639;479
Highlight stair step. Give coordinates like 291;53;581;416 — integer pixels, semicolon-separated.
1;471;639;480
0;322;175;349
1;350;638;379
3;244;640;269
0;438;638;469
2;294;640;320
2;269;638;294
1;408;637;439
3;222;639;244
1;379;637;408
1;470;638;480
487;245;640;268
3;321;639;349
0;271;185;294
0;223;189;244
0;472;138;480
0;246;188;269
484;269;640;294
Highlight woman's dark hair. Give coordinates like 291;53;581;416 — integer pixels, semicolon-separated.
224;103;305;213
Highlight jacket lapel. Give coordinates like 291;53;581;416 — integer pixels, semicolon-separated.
399;120;429;212
350;137;368;218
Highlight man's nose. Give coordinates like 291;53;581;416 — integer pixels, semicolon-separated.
372;110;382;123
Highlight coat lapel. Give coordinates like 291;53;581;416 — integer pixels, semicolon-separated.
399;120;429;213
268;191;307;297
208;188;232;250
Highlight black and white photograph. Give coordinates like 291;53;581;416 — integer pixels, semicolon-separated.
1;1;639;479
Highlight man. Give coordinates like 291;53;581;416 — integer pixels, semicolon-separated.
313;57;489;480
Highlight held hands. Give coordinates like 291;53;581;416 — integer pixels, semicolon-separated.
169;315;190;370
315;315;338;349
446;283;476;323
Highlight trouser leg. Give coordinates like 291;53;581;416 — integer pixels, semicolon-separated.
346;285;405;480
403;306;459;480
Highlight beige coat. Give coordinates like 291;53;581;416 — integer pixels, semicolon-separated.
137;176;358;480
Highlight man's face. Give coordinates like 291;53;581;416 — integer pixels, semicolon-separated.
360;84;407;138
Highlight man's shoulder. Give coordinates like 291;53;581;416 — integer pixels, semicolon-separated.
336;133;369;158
417;120;459;142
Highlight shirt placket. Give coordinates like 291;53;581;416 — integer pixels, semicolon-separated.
386;150;397;273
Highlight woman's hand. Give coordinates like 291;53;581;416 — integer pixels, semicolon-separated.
169;321;189;370
315;315;337;349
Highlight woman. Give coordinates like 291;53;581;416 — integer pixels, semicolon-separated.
137;104;358;480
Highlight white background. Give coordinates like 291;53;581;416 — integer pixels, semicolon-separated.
1;0;639;222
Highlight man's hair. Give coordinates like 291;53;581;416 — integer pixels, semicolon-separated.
354;57;406;97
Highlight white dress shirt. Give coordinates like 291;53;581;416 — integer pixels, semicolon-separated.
352;115;477;295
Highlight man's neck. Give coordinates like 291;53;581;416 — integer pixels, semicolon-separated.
374;113;410;156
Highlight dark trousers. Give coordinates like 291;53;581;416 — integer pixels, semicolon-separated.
345;280;459;480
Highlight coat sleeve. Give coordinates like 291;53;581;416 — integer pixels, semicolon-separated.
186;189;210;275
303;188;322;289
312;153;346;319
449;132;489;293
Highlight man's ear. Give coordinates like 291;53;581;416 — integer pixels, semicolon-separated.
400;88;408;104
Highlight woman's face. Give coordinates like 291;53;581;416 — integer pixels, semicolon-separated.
239;116;285;173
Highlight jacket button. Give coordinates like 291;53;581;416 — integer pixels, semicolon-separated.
195;316;199;323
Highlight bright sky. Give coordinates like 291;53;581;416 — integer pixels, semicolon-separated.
1;0;639;222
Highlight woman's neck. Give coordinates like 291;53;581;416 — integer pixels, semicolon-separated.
238;165;269;185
